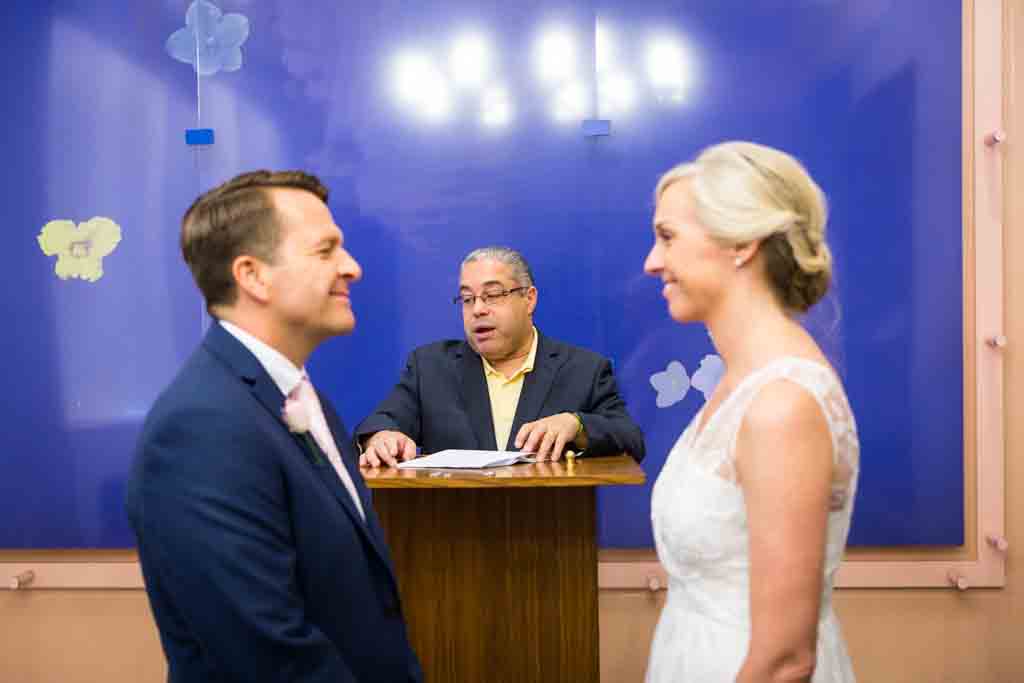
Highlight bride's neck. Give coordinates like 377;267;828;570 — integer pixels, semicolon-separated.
705;292;803;377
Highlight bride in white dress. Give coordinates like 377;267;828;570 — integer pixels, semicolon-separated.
643;141;858;683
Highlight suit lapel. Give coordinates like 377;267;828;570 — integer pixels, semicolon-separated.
456;343;497;450
205;323;288;423
203;325;396;574
508;334;567;449
321;400;399;570
305;433;368;531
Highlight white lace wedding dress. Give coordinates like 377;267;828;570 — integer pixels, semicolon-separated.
646;357;859;682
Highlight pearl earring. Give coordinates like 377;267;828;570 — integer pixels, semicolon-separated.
734;257;743;268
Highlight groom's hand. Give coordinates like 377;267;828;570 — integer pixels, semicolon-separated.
360;430;417;468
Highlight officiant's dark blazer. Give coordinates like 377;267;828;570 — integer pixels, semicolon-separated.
355;333;645;461
126;323;422;683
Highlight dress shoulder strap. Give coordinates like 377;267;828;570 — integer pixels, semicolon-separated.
707;357;858;473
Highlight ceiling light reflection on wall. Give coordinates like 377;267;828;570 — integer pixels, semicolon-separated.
535;28;576;85
599;71;635;115
646;36;696;102
450;33;491;88
393;51;452;122
552;81;588;122
480;85;512;128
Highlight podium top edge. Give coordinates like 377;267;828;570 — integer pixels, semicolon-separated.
361;454;645;489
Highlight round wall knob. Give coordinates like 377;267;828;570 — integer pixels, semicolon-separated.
9;570;35;590
986;535;1009;553
985;335;1008;349
947;571;969;591
984;129;1007;146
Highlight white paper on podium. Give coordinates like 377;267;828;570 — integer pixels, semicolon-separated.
396;449;536;469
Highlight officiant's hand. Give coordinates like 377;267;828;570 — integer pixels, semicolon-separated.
360;430;418;468
515;412;583;461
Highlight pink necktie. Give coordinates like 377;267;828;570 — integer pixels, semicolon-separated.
292;376;366;521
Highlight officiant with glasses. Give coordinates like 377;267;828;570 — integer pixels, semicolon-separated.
355;246;645;466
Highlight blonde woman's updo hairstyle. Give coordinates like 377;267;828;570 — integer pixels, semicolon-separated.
655;141;832;314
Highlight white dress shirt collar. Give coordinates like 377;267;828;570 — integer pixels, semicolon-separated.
218;320;305;397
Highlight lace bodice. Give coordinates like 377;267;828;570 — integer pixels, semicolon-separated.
646;357;859;682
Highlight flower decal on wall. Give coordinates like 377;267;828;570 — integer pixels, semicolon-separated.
650;361;691;408
166;0;250;76
650;354;724;408
37;217;122;282
690;354;725;401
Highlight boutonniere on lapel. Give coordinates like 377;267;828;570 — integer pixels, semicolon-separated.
282;394;324;466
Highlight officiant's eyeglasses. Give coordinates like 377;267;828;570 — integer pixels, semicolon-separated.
454;287;528;308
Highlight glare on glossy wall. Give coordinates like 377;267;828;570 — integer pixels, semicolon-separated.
388;24;697;128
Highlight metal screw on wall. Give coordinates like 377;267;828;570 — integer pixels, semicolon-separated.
985;335;1008;349
986;535;1009;553
984;129;1007;146
9;570;35;590
947;571;969;591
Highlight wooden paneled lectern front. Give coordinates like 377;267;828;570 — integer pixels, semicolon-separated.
362;454;645;682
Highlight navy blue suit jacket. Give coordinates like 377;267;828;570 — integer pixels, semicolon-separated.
355;333;645;461
126;324;422;683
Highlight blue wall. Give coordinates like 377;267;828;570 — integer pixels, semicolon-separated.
1;0;962;548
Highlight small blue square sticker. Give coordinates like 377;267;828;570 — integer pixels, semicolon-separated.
581;119;611;137
185;128;215;146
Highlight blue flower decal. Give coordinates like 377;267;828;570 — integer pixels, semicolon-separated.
650;355;725;408
650;361;690;408
691;354;724;401
166;0;250;76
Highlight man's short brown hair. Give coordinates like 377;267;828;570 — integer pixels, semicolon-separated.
181;170;329;308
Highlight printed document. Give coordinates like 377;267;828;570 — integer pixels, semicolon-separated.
396;449;536;469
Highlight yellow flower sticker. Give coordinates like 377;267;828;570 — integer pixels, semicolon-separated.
37;217;122;282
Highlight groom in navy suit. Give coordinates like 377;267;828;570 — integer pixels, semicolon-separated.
126;170;421;682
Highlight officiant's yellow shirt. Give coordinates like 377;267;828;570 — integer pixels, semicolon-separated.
481;327;539;450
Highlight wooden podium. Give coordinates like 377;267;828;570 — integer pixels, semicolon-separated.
362;455;645;682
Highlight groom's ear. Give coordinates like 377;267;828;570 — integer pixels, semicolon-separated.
233;254;272;304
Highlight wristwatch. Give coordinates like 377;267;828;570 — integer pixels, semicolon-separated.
570;411;582;434
571;412;586;455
